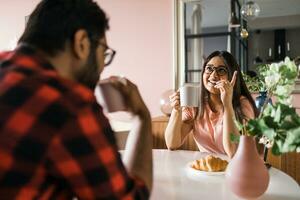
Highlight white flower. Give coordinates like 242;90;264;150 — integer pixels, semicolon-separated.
269;62;280;72
244;57;300;155
259;136;274;148
259;136;268;145
275;85;287;96
274;84;294;97
266;140;274;148
278;96;293;105
263;57;298;98
265;73;280;88
285;57;298;72
284;57;291;63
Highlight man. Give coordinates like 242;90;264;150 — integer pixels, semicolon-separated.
0;0;152;199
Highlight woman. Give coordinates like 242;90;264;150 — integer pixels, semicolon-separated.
165;51;258;158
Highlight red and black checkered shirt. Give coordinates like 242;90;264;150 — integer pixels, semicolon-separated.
0;44;149;200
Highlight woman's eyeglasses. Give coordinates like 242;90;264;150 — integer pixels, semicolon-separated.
204;65;228;76
99;43;116;66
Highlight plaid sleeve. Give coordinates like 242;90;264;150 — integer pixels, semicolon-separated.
47;101;149;199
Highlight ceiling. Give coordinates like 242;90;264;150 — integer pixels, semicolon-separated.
255;0;300;18
186;0;300;28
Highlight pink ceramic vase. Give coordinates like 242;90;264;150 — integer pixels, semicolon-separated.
225;135;270;199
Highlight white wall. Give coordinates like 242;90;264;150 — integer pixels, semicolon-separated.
248;15;300;30
0;0;174;117
99;0;174;117
0;0;40;51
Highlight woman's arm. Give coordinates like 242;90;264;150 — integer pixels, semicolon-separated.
164;91;193;150
223;105;239;158
223;97;257;158
215;71;238;158
165;108;193;150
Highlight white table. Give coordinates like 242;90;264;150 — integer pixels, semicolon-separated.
150;149;300;200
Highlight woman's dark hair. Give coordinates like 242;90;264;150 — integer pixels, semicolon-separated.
18;0;109;56
197;50;259;122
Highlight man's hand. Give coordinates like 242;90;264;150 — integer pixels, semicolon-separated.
108;76;150;118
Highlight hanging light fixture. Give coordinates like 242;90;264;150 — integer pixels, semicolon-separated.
240;0;260;21
240;28;249;39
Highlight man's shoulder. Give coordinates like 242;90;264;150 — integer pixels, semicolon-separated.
38;71;96;107
0;48;98;113
1;65;95;108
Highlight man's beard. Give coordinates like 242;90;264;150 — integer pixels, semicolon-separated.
75;49;100;90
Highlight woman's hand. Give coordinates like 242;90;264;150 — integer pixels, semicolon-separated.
214;71;237;107
169;91;181;111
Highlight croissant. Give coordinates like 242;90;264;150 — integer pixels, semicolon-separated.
191;155;228;172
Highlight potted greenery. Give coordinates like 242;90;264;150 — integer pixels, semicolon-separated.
242;64;267;93
241;57;300;155
242;64;271;112
226;57;300;199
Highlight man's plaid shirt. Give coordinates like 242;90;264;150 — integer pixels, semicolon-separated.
0;44;148;199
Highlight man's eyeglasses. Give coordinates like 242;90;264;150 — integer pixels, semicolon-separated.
204;65;228;76
99;43;116;66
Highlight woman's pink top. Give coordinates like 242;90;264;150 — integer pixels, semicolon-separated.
182;97;255;154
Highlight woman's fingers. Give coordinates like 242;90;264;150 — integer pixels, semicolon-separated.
171;101;180;108
169;91;180;109
170;97;180;103
169;91;179;98
219;87;225;93
215;81;228;89
170;91;180;99
230;71;238;86
214;71;237;88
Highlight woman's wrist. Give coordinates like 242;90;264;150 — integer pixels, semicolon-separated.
223;103;234;113
172;107;181;113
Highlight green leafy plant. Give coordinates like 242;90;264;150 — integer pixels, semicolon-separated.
242;73;262;92
262;58;298;105
236;57;300;155
242;103;300;155
242;64;268;92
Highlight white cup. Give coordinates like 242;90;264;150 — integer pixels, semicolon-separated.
179;84;200;107
95;79;126;113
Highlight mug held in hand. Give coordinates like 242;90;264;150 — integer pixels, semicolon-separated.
179;84;200;107
96;80;126;113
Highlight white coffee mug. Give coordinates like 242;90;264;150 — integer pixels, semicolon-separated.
179;83;200;107
95;79;126;113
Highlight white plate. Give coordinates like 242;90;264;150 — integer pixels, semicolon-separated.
185;161;226;177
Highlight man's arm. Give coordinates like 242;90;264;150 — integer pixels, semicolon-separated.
122;113;153;191
47;100;150;199
109;77;153;191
